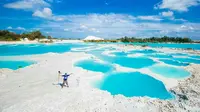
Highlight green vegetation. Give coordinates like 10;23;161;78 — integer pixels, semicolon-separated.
0;30;21;41
0;30;193;43
20;31;46;40
120;36;192;43
83;36;192;43
0;30;47;41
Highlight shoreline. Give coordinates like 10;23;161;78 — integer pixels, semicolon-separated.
0;44;200;111
0;40;83;45
1;40;200;44
0;41;39;44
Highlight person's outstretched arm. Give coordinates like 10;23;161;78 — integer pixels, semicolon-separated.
67;73;73;76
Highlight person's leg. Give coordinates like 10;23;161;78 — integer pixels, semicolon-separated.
63;80;68;87
61;80;65;88
66;80;69;87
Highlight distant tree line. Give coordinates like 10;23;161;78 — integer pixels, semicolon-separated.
0;30;21;41
120;36;192;43
1;30;193;43
83;36;193;43
20;31;46;40
0;30;49;41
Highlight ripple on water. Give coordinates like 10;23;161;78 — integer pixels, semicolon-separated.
112;51;127;56
188;55;200;60
170;53;189;57
129;49;158;54
159;59;189;66
173;57;200;64
147;53;173;59
96;72;172;99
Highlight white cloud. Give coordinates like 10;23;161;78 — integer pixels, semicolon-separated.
3;0;62;21
16;27;25;30
160;11;174;17
170;18;187;22
32;8;64;21
178;25;194;31
6;26;26;30
89;28;100;33
7;26;13;29
4;0;50;10
64;28;69;31
37;14;200;39
33;8;52;18
64;24;100;33
137;16;163;21
3;0;63;21
155;0;200;12
80;24;88;29
55;17;64;21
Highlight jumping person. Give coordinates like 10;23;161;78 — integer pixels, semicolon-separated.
58;71;61;84
61;73;72;88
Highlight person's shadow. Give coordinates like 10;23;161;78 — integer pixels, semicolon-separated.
52;83;63;87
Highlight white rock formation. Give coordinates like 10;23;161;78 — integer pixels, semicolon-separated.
83;36;104;40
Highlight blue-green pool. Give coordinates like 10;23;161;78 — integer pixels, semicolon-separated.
131;43;200;50
75;59;114;73
97;72;173;99
112;57;156;69
159;59;189;66
0;43;86;56
149;65;190;78
0;61;35;70
173;58;200;64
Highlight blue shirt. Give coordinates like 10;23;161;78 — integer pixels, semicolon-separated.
62;74;70;80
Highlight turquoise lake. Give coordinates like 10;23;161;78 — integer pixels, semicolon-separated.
112;57;156;69
159;59;189;66
1;43;200;99
131;43;200;50
129;49;158;54
75;59;114;73
147;53;173;59
149;65;190;78
0;61;34;70
97;72;172;99
0;43;86;56
173;58;200;64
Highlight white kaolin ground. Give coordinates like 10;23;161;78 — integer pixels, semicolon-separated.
0;45;200;112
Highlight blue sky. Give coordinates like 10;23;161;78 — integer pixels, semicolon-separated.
0;0;200;39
